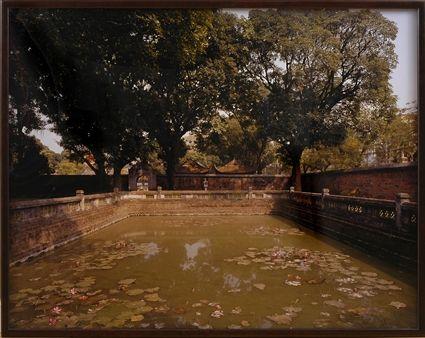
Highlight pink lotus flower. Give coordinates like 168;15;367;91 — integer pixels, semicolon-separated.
51;306;62;315
48;317;58;326
69;288;77;295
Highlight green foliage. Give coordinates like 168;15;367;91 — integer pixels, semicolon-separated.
301;105;418;172
40;147;62;172
55;160;85;175
10;136;53;182
301;131;365;172
373;110;417;164
196;115;277;172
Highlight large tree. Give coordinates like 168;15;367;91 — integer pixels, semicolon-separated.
16;9;157;188
138;10;228;189
232;9;398;190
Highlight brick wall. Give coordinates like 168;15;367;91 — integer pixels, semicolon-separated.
302;163;418;201
156;174;289;190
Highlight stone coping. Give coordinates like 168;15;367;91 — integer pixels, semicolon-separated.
10;190;417;211
302;162;417;176
10;192;116;210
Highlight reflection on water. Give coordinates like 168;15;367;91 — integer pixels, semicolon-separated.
8;215;417;330
181;240;210;271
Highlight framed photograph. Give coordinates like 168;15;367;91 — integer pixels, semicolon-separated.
1;0;424;337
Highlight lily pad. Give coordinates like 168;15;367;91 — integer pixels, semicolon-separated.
324;300;345;309
131;315;144;322
283;306;302;313
145;287;159;293
266;313;292;325
144;293;162;302
192;303;203;308
126;289;145;296
211;309;224;318
231;306;242;315
118;279;136;286
361;272;378;277
253;283;266;290
154;322;165;329
390;301;407;309
285;280;301;286
140;305;154;313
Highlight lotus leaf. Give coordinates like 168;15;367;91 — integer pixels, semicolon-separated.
266;313;292;325
130;315;144;322
126;289;145;296
390;301;407;309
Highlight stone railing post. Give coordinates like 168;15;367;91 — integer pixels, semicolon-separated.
157;186;163;199
395;193;410;229
248;186;253;200
289;186;295;200
321;188;329;209
76;189;85;211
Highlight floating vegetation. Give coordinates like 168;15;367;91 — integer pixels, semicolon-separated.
8;216;415;330
231;306;242;315
245;225;305;237
210;309;224;318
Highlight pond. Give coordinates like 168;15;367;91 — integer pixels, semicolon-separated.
8;215;417;330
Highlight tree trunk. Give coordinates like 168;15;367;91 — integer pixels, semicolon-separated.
290;155;303;191
165;149;176;190
113;164;123;190
166;163;175;190
95;159;109;192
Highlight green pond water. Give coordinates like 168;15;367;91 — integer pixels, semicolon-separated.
9;215;417;330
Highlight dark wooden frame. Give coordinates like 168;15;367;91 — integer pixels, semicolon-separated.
1;0;424;337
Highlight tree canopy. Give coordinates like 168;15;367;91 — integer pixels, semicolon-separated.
227;9;398;189
9;8;408;193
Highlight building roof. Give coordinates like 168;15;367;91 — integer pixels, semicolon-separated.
175;159;210;174
215;159;255;174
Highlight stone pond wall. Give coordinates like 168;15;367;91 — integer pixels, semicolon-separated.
9;189;418;270
9;190;280;265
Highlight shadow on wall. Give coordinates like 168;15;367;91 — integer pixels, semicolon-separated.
270;190;417;272
10;175;129;199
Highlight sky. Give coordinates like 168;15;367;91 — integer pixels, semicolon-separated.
30;9;419;154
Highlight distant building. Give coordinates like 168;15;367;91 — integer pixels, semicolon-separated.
175;159;255;175
214;159;255;174
175;159;210;174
